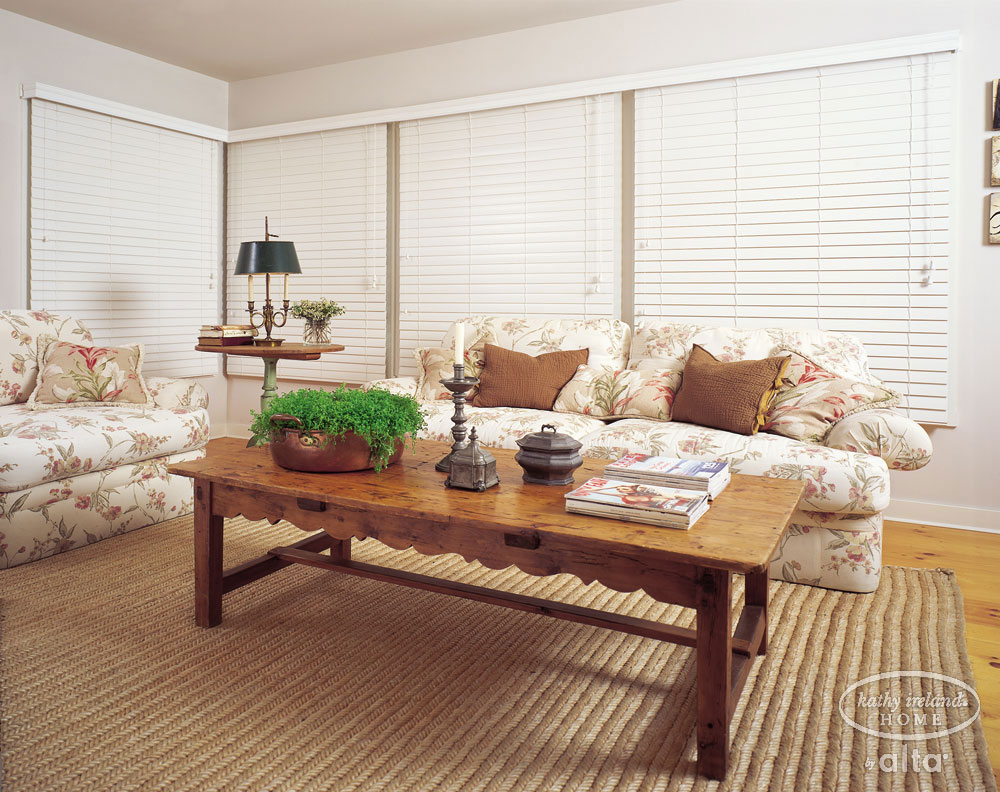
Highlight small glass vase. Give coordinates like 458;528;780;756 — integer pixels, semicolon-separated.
303;319;332;345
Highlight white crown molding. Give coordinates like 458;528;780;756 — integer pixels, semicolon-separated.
20;31;961;144
228;30;961;142
887;498;1000;534
21;82;229;141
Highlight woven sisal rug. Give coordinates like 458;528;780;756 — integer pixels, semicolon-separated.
0;515;994;792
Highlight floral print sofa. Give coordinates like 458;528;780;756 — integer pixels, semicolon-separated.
0;311;210;568
366;316;933;594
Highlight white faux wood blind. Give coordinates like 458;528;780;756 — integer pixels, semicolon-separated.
226;126;387;383
634;52;953;424
30;99;222;377
398;95;615;376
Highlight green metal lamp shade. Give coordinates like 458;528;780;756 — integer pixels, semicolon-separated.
234;241;302;275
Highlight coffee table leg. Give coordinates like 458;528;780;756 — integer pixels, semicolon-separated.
194;481;224;628
745;567;769;654
330;538;351;561
696;567;732;780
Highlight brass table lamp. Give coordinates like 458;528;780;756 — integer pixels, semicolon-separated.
235;217;302;346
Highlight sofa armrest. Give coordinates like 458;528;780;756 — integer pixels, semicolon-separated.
363;377;419;398
145;376;210;410
824;409;932;470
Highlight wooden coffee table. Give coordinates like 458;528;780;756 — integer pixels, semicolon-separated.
169;438;803;780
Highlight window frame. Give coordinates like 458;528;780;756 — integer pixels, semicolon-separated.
22;32;959;425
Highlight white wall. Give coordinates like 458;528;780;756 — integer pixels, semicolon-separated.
227;0;1000;528
0;9;230;430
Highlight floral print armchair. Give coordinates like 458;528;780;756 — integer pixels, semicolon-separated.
0;311;211;568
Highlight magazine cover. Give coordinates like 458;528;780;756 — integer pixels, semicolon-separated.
565;477;708;515
606;454;727;479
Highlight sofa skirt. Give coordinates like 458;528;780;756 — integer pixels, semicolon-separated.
0;448;205;569
770;510;881;593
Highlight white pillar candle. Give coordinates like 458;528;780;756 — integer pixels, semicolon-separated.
283;273;289;301
247;274;253;301
454;322;465;366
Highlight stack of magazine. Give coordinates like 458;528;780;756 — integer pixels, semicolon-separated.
603;454;730;500
564;477;711;530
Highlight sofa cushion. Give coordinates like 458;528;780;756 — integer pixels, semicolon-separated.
474;344;588;409
418;401;606;450
444;317;631;369
577;418;889;515
0;311;93;407
553;363;683;420
146;376;211;410
414;343;486;402
671;345;789;435
629;321;882;385
0;447;203;568
0;403;210;492
28;341;150;408
363;377;419;398
629;321;710;364
764;352;900;443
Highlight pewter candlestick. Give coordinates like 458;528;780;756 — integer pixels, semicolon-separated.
435;362;479;472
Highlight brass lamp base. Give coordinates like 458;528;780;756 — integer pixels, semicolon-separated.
247;288;291;349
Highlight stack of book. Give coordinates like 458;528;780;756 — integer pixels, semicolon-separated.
604;454;731;500
198;325;257;347
564;477;710;530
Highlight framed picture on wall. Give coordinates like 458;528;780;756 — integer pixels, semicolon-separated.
994;79;1000;130
990;194;1000;243
993;137;1000;186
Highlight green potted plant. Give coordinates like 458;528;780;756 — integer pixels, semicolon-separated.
291;298;346;344
248;386;426;473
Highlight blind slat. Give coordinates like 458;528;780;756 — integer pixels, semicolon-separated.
30;99;221;378
634;52;953;423
226;125;387;384
397;95;616;377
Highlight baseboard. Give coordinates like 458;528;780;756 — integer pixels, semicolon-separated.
211;423;250;440
886;498;1000;534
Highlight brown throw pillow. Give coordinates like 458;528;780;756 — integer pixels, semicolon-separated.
671;344;789;435
473;344;589;410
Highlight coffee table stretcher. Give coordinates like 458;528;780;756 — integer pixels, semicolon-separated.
189;477;772;780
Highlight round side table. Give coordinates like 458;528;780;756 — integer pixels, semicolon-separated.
195;342;346;411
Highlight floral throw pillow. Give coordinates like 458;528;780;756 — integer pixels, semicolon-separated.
414;342;486;402
763;351;900;442
552;365;618;417
615;364;685;421
553;364;684;421
28;342;150;408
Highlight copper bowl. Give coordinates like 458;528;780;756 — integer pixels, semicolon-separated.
268;414;404;473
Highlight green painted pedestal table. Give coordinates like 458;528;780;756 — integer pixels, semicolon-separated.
195;342;345;411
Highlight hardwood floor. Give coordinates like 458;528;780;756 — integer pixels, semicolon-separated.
882;520;1000;784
